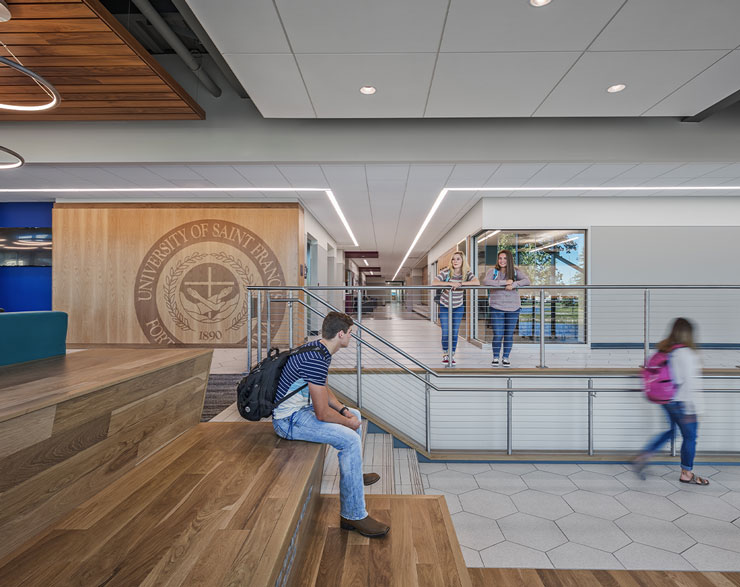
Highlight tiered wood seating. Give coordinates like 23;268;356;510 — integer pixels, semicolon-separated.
0;422;325;586
0;348;212;560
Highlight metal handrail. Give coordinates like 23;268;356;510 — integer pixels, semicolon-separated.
248;284;740;290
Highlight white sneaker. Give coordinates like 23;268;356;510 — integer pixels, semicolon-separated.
442;354;449;364
502;358;511;367
451;355;457;365
491;357;499;366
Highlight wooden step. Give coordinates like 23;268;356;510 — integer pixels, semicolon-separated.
0;422;324;587
468;567;740;586
294;495;472;587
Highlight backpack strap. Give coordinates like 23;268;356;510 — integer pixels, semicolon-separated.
275;344;330;406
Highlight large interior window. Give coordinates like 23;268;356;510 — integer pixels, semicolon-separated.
473;229;586;344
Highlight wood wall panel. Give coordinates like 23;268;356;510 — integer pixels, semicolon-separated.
53;203;302;346
0;0;204;120
0;348;211;560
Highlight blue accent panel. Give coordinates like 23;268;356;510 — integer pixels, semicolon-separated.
0;311;67;366
366;421;386;434
0;202;53;227
393;436;413;450
0;267;52;311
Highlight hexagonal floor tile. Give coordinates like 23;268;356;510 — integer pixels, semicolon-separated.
419;462;447;474
460;546;483;568
615;490;686;522
424;488;462;514
675;514;740;553
682;543;740;571
556;513;631;552
569;471;628;496
547;542;623;570
427;469;478;495
511;490;573;521
662;476;730;498
447;462;491;474
563;490;629;520
707;473;740;491
535;463;582;475
615;513;695;553
668;491;740;521
475;470;528;495
480;541;553;569
720;491;740;510
616;471;679;496
451;511;504;550
579;464;628;475
490;463;537;475
614;543;695;570
460;489;517;520
498;513;567;551
521;470;577;495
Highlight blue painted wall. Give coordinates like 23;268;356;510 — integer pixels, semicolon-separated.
0;202;53;312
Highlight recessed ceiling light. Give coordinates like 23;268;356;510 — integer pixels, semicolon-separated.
607;84;626;93
359;86;376;95
529;0;551;6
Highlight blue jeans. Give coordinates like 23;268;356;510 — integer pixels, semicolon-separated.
439;305;465;353
273;405;367;520
491;308;520;359
643;402;698;471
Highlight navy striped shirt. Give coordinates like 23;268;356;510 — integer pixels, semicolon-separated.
272;342;332;420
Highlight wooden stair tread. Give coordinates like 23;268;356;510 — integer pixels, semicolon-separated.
0;348;212;423
0;422;325;587
468;567;740;586
294;495;472;587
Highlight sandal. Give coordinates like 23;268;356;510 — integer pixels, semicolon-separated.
679;473;709;485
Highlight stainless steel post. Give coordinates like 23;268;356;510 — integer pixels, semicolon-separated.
447;292;453;368
266;294;272;351
246;290;252;371
588;378;594;456
425;372;431;452
430;288;434;324
643;289;651;366
256;290;262;360
507;378;513;455
356;291;363;409
539;288;547;368
288;298;294;348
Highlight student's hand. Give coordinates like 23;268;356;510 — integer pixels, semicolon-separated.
346;415;361;430
450;282;461;290
505;284;514;291
506;279;514;285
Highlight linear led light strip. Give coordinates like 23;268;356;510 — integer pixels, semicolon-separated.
391;184;740;280
0;186;359;247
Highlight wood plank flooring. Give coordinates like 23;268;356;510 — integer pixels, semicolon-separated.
294;495;472;587
0;422;325;587
469;568;740;587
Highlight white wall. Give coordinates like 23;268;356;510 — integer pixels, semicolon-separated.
427;200;483;270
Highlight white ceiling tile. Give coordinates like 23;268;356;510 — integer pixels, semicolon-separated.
566;164;638;184
608;163;684;181
366;165;409;182
645;50;740;116
442;0;624;52
525;164;591;185
184;0;289;54
55;166;139;188
224;54;315;118
426;52;580;117
535;51;726;117
277;165;329;187
447;164;499;186
105;167;177;188
321;165;367;190
702;163;740;178
275;0;448;53
297;54;436;118
657;163;732;179
188;166;254;187
406;164;455;186
146;166;206;181
231;166;289;187
486;164;547;185
592;0;740;51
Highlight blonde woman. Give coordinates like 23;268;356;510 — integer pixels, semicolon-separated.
431;251;479;365
481;249;530;367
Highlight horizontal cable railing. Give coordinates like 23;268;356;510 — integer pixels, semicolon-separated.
247;285;740;457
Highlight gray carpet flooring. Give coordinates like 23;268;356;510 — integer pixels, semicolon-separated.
201;374;242;421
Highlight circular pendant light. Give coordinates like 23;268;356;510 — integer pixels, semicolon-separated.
0;56;61;112
0;146;24;169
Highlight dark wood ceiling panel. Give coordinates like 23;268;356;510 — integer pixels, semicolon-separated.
0;0;205;120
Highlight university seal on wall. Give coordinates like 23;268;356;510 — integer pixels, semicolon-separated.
134;220;285;345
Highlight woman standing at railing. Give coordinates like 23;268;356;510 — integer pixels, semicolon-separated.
633;318;709;485
481;249;530;367
431;251;478;365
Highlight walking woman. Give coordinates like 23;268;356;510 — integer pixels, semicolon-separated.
431;251;479;365
481;250;530;367
634;318;709;485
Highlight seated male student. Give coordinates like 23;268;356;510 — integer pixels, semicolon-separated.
272;311;390;538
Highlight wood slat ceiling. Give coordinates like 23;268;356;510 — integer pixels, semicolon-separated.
0;0;205;120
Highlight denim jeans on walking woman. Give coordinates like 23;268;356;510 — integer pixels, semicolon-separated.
439;305;465;354
643;401;698;471
491;307;520;359
273;405;367;520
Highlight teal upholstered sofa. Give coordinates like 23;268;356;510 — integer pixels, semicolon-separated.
0;311;68;367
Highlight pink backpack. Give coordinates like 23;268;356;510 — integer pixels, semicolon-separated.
642;345;684;404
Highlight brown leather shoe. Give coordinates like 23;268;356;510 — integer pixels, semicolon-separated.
363;472;380;486
340;515;390;538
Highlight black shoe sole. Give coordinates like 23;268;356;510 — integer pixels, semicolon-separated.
340;521;390;537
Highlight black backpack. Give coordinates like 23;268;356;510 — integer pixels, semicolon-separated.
236;344;325;421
